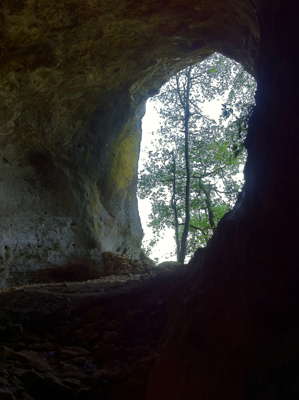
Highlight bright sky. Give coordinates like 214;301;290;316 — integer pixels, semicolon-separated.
138;98;224;263
138;101;175;262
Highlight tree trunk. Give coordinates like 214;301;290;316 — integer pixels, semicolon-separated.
177;67;192;264
170;152;180;262
199;181;216;232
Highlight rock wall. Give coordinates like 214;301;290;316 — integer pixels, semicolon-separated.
0;0;258;285
147;1;299;398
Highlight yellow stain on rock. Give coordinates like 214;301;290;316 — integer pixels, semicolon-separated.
110;133;138;191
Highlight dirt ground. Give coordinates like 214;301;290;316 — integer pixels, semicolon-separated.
0;262;187;399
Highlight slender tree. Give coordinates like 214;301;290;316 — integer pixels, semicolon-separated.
175;66;192;263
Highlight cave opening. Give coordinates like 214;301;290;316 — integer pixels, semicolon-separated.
138;52;256;264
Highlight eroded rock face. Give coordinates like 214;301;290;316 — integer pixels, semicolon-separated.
0;0;258;285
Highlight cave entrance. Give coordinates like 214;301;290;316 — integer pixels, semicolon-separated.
138;53;256;264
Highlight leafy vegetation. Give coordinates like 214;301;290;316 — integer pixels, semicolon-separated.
138;53;256;263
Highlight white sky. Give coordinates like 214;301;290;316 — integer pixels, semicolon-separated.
138;101;175;262
138;98;224;263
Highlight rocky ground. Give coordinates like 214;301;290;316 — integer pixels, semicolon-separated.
0;257;187;399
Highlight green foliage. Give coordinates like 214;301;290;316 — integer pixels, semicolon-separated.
138;53;256;261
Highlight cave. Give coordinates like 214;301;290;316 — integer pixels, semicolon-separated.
1;0;299;398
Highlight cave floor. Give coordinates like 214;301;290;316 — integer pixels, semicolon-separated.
0;266;186;399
